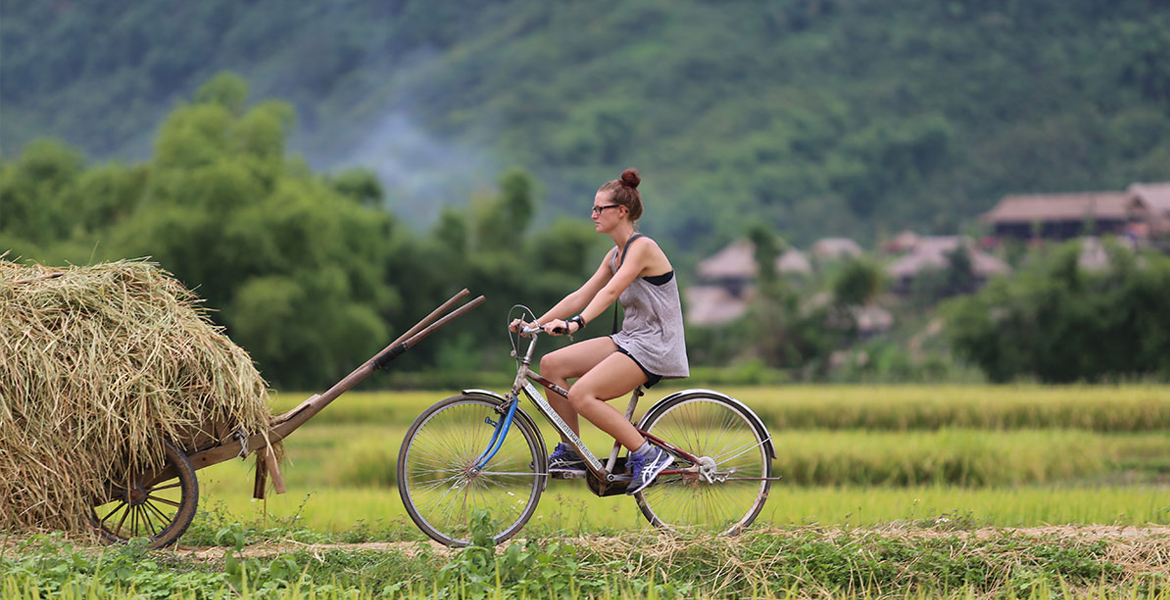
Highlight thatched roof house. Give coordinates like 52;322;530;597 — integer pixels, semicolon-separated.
777;248;813;275
695;240;813;284
811;237;863;261
886;236;1010;292
853;304;894;335
1130;182;1170;216
884;230;920;253
1128;182;1170;237
688;239;813;325
803;291;894;335
983;192;1135;240
695;240;757;283
684;285;749;326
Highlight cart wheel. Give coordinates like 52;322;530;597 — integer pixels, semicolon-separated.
90;438;199;549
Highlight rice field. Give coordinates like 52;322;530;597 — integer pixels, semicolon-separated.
197;478;1170;536
5;385;1170;600
266;385;1170;431
190;385;1170;536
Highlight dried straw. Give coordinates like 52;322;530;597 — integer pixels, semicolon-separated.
0;259;272;534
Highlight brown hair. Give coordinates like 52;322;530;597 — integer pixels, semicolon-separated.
598;168;643;221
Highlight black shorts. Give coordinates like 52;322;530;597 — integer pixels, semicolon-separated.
615;346;663;388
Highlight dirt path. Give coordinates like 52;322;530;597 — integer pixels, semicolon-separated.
174;525;1170;561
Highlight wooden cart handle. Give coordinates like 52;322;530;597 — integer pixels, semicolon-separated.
188;290;484;472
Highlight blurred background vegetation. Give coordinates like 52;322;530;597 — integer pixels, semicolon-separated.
2;0;1169;388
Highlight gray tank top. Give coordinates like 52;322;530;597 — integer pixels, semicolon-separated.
609;237;690;379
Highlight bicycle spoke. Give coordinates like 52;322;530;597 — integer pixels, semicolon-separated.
399;396;543;546
636;394;771;535
713;437;771;463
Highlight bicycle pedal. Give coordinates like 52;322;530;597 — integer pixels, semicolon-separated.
549;469;587;479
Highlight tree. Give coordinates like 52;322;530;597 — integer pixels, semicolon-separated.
830;257;884;307
747;224;783;286
0;139;85;246
944;240;1170;383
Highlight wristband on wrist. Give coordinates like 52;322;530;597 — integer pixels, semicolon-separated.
569;315;586;330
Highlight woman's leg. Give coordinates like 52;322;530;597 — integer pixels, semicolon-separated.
566;353;649;451
539;337;620;440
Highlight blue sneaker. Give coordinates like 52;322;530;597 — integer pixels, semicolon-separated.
626;445;674;495
547;443;586;471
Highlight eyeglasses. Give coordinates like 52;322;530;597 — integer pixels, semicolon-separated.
591;204;621;216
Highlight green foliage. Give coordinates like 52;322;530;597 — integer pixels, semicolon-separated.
194;72;249;115
4;0;1170;248
0;74;607;387
1;534;229;598
702;276;856;378
424;509;620;599
747;224;783;284
327;167;384;206
6;527;1166;599
0;139;86;248
830;257;885;307
945;240;1170;383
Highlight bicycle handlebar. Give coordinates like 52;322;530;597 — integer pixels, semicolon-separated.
518;323;568;336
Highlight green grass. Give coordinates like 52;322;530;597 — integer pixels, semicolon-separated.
6;525;1170;599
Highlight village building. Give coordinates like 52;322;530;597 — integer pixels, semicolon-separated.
1128;182;1170;238
886;236;1011;293
811;237;864;261
683;285;750;326
803;291;895;336
686;239;815;326
982;192;1135;240
983;183;1170;242
883;230;921;254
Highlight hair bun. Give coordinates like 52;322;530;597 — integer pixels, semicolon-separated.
620;168;641;189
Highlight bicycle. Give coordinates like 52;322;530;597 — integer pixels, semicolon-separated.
397;307;777;546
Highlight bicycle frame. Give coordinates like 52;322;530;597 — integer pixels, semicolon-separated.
474;328;703;487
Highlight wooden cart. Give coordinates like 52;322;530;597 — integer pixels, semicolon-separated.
88;290;484;548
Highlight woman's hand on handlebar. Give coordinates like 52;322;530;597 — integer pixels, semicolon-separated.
544;319;580;336
509;318;542;336
509;317;579;336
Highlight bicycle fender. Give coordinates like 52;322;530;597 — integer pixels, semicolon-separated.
461;389;548;464
639;388;776;460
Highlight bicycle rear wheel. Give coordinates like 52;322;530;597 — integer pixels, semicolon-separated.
398;394;546;546
634;392;772;535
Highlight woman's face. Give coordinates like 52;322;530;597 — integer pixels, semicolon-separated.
591;190;625;232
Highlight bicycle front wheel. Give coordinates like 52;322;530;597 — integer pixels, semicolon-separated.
634;392;772;536
398;394;546;546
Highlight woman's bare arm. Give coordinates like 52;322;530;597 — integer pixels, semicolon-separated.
534;248;617;325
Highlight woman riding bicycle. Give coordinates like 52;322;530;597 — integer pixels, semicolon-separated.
510;168;688;494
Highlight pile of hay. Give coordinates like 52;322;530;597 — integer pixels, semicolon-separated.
0;259;272;534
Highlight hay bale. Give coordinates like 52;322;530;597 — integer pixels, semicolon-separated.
0;259;272;534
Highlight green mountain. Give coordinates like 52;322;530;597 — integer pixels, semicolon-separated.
3;0;1170;251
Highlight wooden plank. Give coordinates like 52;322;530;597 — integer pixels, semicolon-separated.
253;453;268;499
265;445;286;494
